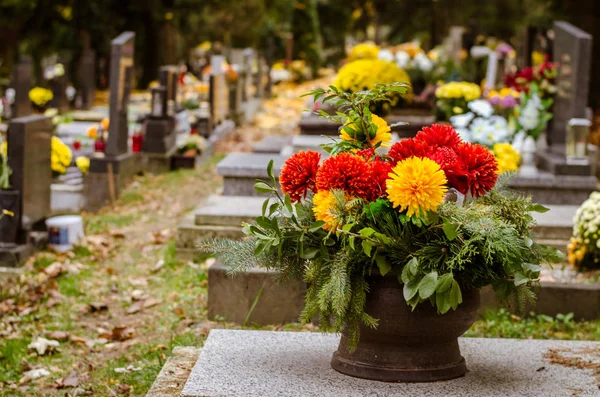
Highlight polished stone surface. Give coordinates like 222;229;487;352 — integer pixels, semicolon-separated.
182;330;600;397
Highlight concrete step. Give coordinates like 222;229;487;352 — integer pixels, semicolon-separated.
532;204;576;240
176;212;246;252
208;260;306;326
252;135;292;154
195;195;266;226
217;152;287;196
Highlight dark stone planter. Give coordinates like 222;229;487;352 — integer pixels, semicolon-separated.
0;189;21;246
171;154;198;170
331;272;480;382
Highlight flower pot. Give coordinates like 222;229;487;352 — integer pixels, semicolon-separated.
0;189;21;246
171;154;198;170
331;271;480;382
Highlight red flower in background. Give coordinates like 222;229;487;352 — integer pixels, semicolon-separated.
355;148;375;161
415;124;462;149
316;153;374;201
388;138;432;164
279;151;321;202
455;143;498;197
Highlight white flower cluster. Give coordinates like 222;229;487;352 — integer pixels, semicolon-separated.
517;93;543;132
450;99;512;147
391;51;433;72
573;192;600;250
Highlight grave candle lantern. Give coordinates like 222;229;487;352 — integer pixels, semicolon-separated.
151;87;167;118
566;118;591;164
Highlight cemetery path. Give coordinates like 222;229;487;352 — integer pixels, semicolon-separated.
0;78;326;396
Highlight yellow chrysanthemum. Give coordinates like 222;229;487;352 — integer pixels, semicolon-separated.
435;82;481;102
29;87;54;107
340;114;392;148
334;59;411;97
51;136;72;175
312;190;338;230
493;143;520;174
348;42;380;61
76;156;90;173
101;118;110;131
386;157;448;217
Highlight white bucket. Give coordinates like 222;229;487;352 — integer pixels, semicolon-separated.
46;215;85;252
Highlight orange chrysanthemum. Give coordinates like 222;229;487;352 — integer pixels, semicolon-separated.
386;157;448;217
279;151;321;202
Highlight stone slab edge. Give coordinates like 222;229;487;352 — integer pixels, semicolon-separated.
146;346;201;397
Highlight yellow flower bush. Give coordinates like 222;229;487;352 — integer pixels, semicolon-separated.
334;59;411;96
435;82;481;102
29;87;54;108
493;143;520;174
340;114;392;148
488;87;519;100
348;42;380;61
51;136;72;175
386;157;448;217
75;156;90;174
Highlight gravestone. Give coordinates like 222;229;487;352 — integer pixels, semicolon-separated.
159;65;179;115
209;56;229;127
551;21;593;148
142;84;177;173
449;26;465;65
10;56;32;118
517;26;537;68
0;115;52;266
85;32;141;212
77;49;96;110
48;62;69;113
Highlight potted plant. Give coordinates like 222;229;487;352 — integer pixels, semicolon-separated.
203;83;563;382
0;141;19;245
172;134;207;170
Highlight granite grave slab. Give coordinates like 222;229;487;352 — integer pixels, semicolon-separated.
216;153;286;196
182;330;600;397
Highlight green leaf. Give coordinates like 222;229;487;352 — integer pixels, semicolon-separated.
407;257;419;276
529;203;549;213
254;181;273;194
300;247;319;259
349;236;355;251
513;272;530;286
418;271;438;299
436;289;451;314
375;255;391;276
359;227;375;237
255;216;272;230
436;273;454;293
492;281;513;301
361;240;373;257
267;160;274;181
449;280;463;310
308;221;326;232
403;279;419;301
522;263;543;274
342;223;354;232
443;219;458;241
261;199;268;217
268;203;280;216
400;263;413;284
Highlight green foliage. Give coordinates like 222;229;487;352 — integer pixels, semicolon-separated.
0;151;11;189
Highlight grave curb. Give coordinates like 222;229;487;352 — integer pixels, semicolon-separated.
146;346;201;397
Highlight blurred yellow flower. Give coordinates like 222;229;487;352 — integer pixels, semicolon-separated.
435;82;481;102
348;42;380;61
76;156;90;174
493;143;520;174
334;59;411;96
29;87;53;107
51;136;72;175
101;118;110;131
313;190;338;230
341;114;392;148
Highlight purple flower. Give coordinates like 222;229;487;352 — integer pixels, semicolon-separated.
496;43;514;57
500;95;517;108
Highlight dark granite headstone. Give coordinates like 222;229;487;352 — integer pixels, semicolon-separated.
77;49;96;110
49;75;68;113
7;115;53;238
551;21;592;148
10;56;32;118
159;65;179;115
517;26;537;69
107;31;135;157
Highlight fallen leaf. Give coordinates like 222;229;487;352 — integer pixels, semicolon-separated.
101;326;135;341
55;370;79;388
110;231;126;239
114;365;141;374
44;262;64;278
151;259;165;273
105;267;118;275
48;331;70;341
117;384;132;394
143;298;161;309
70;335;88;344
130;290;146;301
28;337;60;355
88;302;108;313
126;302;142;315
19;368;51;384
173;307;185;318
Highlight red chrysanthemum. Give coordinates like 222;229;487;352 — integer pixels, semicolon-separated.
279;151;321;202
355;148;375;161
455;143;499;197
415;124;462;149
316;153;373;200
388;138;432;164
364;159;393;202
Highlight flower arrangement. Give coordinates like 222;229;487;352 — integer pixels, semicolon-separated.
493;143;520;174
488;88;520;109
75;156;90;174
87;118;110;140
504;62;556;98
348;42;380;61
449;99;511;147
29;87;54;110
568;192;600;270
204;83;563;349
177;134;207;156
0;139;11;189
513;83;553;141
51;136;72;175
435;82;481;120
334;59;411;112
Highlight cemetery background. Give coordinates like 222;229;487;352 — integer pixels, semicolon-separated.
0;1;599;396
